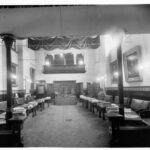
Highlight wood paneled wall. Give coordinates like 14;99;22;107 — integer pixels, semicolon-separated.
0;90;25;101
106;86;150;101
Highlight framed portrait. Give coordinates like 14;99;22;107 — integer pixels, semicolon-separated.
123;45;142;82
110;60;118;84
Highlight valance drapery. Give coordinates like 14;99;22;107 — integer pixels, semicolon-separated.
28;35;100;51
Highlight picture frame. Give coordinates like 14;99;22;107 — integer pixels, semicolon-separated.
123;45;142;82
110;60;118;84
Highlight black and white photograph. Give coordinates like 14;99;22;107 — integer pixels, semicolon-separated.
0;0;150;148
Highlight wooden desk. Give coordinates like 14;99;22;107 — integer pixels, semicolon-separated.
107;112;150;146
45;97;51;107
8;116;27;147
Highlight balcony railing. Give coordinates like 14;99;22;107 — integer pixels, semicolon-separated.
43;64;86;74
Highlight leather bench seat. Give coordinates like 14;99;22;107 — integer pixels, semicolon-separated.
105;97;150;120
131;98;150;112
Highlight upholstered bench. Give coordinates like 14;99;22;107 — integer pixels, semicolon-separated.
105;97;150;120
130;98;150;118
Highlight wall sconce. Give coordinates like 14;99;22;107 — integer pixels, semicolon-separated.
45;60;50;66
79;60;84;65
96;77;100;82
114;72;119;78
60;53;64;57
138;62;150;71
96;76;105;82
11;74;17;79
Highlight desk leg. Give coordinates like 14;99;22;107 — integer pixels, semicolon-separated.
48;100;50;107
98;107;102;118
9;123;24;147
102;109;105;120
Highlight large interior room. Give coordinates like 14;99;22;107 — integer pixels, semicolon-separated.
0;4;150;147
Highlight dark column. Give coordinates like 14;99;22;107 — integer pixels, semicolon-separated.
117;44;124;116
2;34;15;121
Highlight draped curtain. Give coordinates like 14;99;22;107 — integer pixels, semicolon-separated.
28;35;100;51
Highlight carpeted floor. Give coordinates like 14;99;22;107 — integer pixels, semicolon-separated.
22;103;110;147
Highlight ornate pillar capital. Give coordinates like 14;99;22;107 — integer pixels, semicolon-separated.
1;34;15;49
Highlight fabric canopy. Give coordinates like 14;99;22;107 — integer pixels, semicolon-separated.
28;35;100;50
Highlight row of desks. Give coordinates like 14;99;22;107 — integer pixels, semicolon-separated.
0;96;52;147
80;95;150;146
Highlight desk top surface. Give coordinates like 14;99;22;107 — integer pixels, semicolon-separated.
107;111;141;121
8;116;27;122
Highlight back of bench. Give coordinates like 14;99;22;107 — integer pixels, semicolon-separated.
131;99;150;112
15;98;24;105
25;95;35;103
114;96;130;107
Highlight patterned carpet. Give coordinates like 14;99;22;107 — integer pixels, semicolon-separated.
22;103;110;147
55;95;77;105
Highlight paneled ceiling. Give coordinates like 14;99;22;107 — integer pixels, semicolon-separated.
0;5;150;38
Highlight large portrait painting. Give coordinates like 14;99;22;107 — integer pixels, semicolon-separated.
123;45;142;82
110;60;118;84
